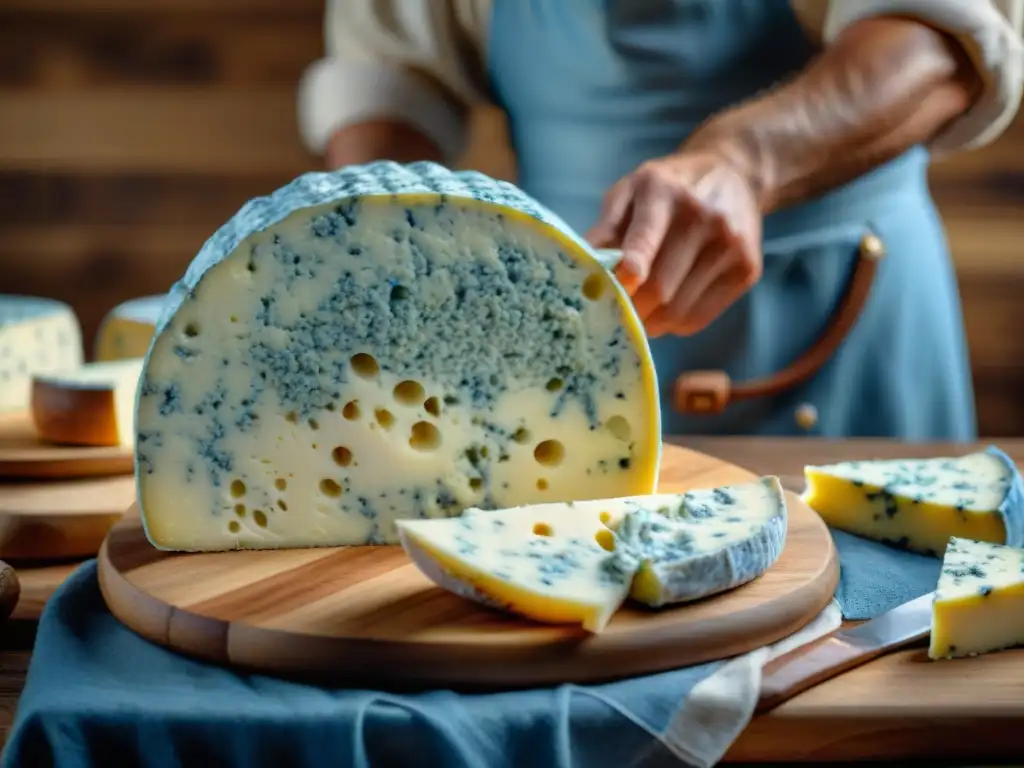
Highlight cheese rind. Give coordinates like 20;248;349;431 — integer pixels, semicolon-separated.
31;358;145;447
397;476;787;629
135;161;660;552
398;503;637;632
929;536;1024;660
94;295;167;362
802;447;1024;557
609;477;787;607
0;295;83;412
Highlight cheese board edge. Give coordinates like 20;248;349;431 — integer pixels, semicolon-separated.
96;445;840;689
0;412;133;480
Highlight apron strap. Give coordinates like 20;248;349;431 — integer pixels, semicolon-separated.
673;230;885;415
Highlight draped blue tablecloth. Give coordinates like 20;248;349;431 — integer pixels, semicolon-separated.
1;527;941;768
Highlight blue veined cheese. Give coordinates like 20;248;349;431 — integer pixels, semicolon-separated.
803;447;1024;557
135;161;661;551
31;358;145;447
397;477;786;630
608;477;787;607
930;536;1024;660
0;295;83;412
94;295;167;362
398;502;637;632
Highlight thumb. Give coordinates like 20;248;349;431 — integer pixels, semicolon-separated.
616;194;672;288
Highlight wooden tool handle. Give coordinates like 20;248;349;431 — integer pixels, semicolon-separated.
0;561;21;623
756;634;886;714
674;231;884;415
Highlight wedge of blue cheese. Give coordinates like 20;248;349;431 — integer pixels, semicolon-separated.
94;295;167;362
135;161;661;551
397;477;787;631
930;536;1024;660
803;448;1024;557
609;476;787;607
0;295;83;412
398;502;637;632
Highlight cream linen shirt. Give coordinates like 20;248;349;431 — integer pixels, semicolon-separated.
298;0;1023;164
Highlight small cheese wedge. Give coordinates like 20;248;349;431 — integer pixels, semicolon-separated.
610;477;788;607
803;448;1024;557
0;295;83;412
397;503;636;632
31;358;145;447
929;536;1024;660
94;295;166;362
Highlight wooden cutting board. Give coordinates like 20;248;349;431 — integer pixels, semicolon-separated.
0;412;133;480
97;444;839;688
0;475;133;560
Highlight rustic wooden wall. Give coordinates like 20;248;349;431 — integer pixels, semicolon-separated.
0;1;1021;435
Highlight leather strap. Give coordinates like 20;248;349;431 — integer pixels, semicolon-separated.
674;231;885;415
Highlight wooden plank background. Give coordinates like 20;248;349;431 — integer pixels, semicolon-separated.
0;1;1021;435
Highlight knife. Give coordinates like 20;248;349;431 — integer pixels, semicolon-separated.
755;591;934;714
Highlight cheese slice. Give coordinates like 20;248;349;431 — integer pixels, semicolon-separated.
94;295;167;362
803;447;1024;557
929;536;1024;660
135;161;660;552
397;476;786;630
398;502;636;632
0;295;83;412
610;477;788;607
31;358;145;447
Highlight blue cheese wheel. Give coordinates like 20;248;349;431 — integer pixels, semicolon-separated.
94;295;167;362
135;161;661;551
0;295;83;412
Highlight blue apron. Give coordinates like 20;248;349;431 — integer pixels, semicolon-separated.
489;0;977;440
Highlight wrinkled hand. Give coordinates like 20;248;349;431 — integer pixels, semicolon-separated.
585;150;764;338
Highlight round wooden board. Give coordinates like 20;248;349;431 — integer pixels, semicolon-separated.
0;475;133;561
98;444;839;688
0;412;133;480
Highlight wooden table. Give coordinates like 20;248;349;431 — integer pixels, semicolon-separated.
1;437;1022;762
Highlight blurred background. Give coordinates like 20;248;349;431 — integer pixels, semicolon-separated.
0;0;1020;435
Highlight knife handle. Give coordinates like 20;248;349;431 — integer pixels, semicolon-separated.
756;635;887;714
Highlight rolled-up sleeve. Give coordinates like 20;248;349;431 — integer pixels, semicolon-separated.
823;0;1024;153
297;0;490;164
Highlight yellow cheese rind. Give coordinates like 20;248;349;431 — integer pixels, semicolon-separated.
929;536;1024;660
802;451;1015;557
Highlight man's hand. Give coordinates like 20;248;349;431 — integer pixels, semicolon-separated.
585;149;763;338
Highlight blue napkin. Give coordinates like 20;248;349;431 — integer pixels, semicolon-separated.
3;528;942;768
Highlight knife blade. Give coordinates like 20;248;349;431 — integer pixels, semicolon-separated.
755;591;934;714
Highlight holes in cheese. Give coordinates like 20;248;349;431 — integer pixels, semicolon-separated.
135;161;659;551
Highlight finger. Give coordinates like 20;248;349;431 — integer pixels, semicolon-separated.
646;241;734;336
616;192;675;295
631;217;708;327
584;177;635;248
676;261;753;336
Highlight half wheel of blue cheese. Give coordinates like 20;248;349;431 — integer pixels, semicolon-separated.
396;476;786;630
0;295;83;412
135;161;661;551
803;447;1024;557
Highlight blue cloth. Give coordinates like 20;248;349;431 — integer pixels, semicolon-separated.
489;0;977;440
4;535;940;767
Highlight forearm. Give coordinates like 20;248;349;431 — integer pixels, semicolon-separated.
688;16;981;212
324;120;445;169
